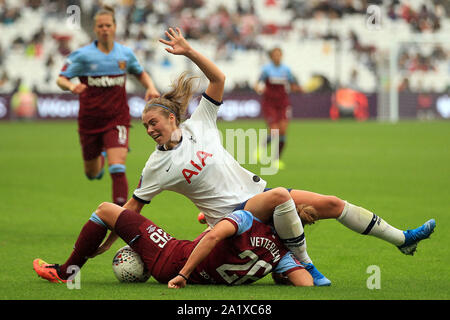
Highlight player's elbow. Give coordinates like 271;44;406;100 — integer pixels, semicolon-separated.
204;232;222;244
211;72;225;86
203;230;228;247
56;76;68;90
56;76;63;88
218;73;226;84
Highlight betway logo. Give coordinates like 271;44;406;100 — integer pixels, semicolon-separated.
88;75;125;87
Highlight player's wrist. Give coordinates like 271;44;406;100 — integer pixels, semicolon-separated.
178;273;188;281
69;83;76;92
183;47;197;60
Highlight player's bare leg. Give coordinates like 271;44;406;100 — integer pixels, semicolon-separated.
273;268;314;287
84;155;105;180
245;188;331;286
289;189;435;254
34;203;116;283
244;187;290;223
95;201;124;229
289;190;344;219
269;121;287;169
278;118;288;158
106;147;127;165
106;147;128;206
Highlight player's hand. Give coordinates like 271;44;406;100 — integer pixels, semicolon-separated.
159;27;192;56
168;275;187;289
70;83;87;94
145;87;160;100
88;243;111;258
254;84;264;95
291;84;302;93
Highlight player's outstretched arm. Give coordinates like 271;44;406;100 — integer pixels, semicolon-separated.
56;75;87;94
159;27;225;103
168;219;236;289
254;81;264;95
135;71;160;100
290;83;302;93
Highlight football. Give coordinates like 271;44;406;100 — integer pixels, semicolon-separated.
112;245;151;283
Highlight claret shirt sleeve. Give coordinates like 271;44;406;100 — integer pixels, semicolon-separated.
285;65;297;84
258;65;270;82
60;49;85;79
125;47;144;75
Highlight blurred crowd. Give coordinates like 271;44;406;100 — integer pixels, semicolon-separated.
0;0;449;95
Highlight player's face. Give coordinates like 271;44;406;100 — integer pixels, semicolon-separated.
94;14;116;44
270;49;282;65
142;110;177;145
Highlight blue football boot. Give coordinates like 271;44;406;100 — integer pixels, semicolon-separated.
397;219;436;255
301;262;331;286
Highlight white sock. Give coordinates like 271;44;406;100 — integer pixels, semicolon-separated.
338;202;405;246
273;199;312;264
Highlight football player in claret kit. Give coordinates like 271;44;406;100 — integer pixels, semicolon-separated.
254;47;302;170
33;203;313;286
56;5;159;206
166;209;313;288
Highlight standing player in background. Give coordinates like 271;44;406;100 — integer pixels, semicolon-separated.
56;5;160;206
254;47;301;170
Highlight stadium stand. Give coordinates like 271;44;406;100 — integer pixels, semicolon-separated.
0;0;448;95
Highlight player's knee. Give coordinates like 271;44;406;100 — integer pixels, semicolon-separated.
321;196;345;216
95;202;114;219
85;172;97;180
270;187;292;205
85;168;104;180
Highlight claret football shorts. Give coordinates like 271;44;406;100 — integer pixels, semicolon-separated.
79;125;129;161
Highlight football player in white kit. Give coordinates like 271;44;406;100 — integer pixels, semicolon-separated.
92;28;436;287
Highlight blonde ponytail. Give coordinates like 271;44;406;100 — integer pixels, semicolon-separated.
144;72;198;125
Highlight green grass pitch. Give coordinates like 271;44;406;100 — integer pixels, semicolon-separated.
0;119;449;300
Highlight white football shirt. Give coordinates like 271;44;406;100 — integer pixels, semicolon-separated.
133;94;267;226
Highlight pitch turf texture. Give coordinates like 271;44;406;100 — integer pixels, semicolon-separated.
1;119;449;300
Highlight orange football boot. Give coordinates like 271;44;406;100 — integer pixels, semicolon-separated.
33;258;67;283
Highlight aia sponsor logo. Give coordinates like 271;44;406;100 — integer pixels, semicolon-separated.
182;151;213;184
